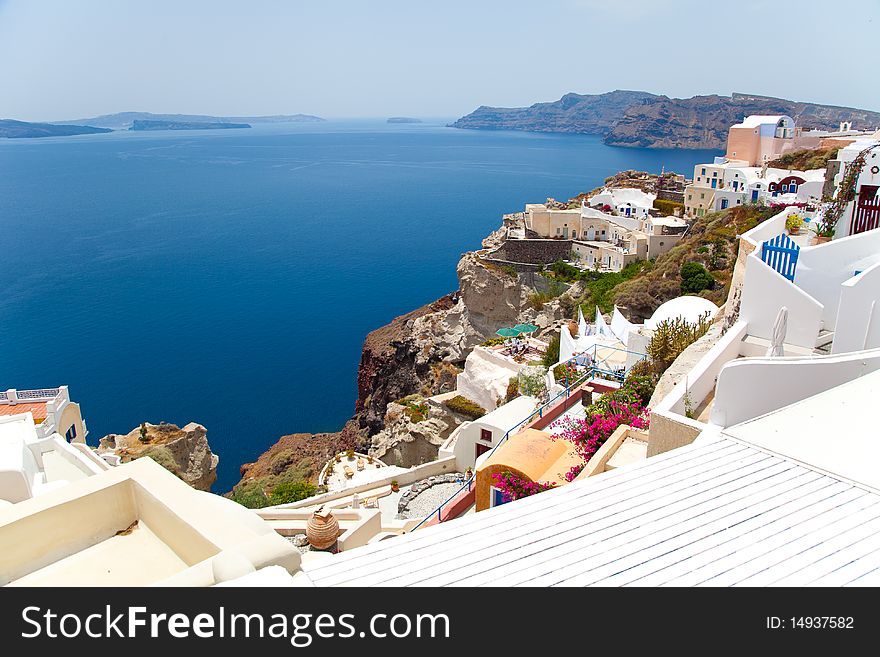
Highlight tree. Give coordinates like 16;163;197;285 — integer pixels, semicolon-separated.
679;261;714;294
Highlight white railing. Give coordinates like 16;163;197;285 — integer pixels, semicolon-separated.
1;388;61;404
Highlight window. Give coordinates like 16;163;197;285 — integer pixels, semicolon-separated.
480;428;492;443
720;198;729;209
700;193;705;199
712;171;717;177
688;194;692;200
701;168;706;175
65;425;77;443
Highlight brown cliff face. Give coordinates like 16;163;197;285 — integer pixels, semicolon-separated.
356;294;458;433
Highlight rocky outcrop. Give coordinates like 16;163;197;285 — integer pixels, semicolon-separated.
356;251;549;434
368;400;464;467
450;90;658;134
98;422;218;491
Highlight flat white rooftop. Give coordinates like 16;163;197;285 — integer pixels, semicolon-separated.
303;434;880;587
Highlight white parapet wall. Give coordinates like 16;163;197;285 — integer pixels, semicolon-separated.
739;252;824;348
833;261;880;354
794;227;880;332
710;347;880;428
276;456;459;510
648;322;749;457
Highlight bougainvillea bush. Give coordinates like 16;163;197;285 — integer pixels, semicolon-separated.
552;398;649;464
491;470;556;503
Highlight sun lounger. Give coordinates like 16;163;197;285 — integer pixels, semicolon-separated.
343;466;354;478
357;459;365;471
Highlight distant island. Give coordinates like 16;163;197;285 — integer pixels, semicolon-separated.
55;111;325;130
387;117;422;124
0;119;111;139
129;120;251;131
450;90;880;149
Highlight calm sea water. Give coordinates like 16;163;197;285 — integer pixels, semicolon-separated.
0;120;719;491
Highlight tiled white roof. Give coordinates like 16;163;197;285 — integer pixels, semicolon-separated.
303;433;880;586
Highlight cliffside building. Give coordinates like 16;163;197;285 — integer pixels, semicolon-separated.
517;201;686;272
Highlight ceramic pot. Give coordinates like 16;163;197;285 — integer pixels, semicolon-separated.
306;507;339;550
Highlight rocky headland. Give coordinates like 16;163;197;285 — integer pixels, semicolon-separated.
451;90;880;149
98;421;219;491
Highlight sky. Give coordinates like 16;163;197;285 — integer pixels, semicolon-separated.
1;0;878;122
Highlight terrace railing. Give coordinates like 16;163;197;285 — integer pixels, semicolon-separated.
1;388;62;404
408;344;646;532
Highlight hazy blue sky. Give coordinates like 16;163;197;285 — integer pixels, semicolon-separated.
1;0;877;121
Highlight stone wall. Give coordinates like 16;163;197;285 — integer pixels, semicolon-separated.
488;238;574;265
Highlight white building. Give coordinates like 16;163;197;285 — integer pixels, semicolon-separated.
685;157;825;217
439;396;538;471
588;187;656;219
826;137;880;238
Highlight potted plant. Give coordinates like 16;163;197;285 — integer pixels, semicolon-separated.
811;221;834;245
346;448;355;461
785;213;804;235
390;480;399;492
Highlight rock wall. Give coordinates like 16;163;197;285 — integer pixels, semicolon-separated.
368;400;464;467
98;422;219;491
488;239;574;265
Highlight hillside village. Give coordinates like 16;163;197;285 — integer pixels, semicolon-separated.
3;111;880;586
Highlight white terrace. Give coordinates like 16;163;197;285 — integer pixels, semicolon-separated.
0;413;107;505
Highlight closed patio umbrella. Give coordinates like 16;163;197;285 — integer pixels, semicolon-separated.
767;306;788;357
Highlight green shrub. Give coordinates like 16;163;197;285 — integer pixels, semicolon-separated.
517;366;548;398
505;377;520;403
527;291;555;310
480;336;508;347
268;481;317;506
445;395;487;420
646;314;712;375
679;261;715;294
139;446;179;475
653;199;685;215
230;481;270;509
621;372;657;407
403;401;429;423
542;333;561;367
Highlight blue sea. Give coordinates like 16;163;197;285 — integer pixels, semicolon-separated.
0;120;719;491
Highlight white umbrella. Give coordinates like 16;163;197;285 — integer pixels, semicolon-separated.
767;306;788;357
577;306;588;337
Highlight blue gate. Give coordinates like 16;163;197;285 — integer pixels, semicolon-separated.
761;233;800;282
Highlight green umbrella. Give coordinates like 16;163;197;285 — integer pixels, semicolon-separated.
496;327;521;337
513;323;539;334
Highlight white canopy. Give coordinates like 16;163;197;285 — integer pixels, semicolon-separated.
610;306;636;346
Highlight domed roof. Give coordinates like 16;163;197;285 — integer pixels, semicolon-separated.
645;296;719;330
